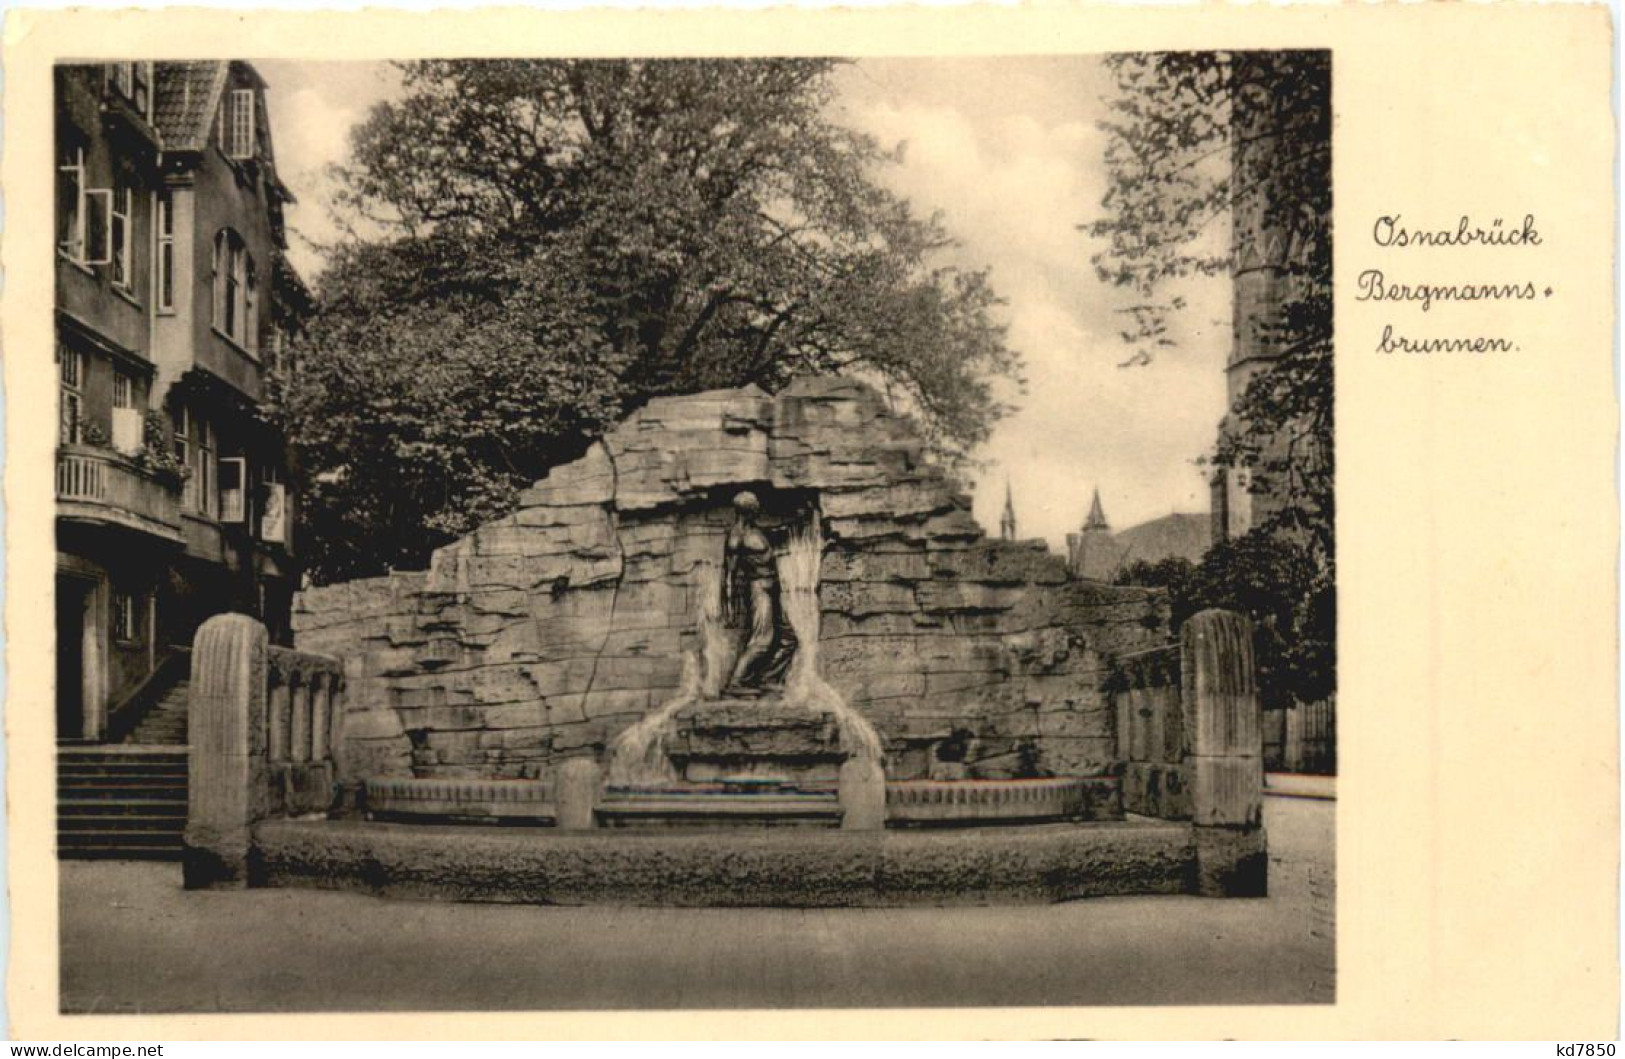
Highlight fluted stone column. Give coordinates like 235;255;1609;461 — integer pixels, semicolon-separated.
183;613;270;889
839;758;886;831
555;758;601;830
1181;608;1267;897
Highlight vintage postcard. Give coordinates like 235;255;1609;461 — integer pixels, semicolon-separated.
3;2;1616;1041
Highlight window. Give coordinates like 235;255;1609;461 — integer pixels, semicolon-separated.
174;407;193;509
111;371;143;453
245;258;258;351
58;146;114;268
267;325;286;374
113;590;139;643
153;190;173;311
132;62;151;118
110;181;132;290
224;89;256;161
83;188;112;267
196;419;216;518
260;465;289;544
57;147;85;261
212;229;254;349
57;344;84;446
110;63;152;119
219;457;247;524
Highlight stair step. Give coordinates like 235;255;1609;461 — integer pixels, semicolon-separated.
58;775;186;786
56;722;192;860
57;786;187;801
58;799;187;817
56;829;185;847
58;816;185;832
59;750;189;763
60;761;189;774
57;845;182;861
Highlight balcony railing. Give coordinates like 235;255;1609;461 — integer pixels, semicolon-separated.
56;444;183;543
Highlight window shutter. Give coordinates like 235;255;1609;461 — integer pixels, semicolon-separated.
229;89;256;160
111;408;144;455
83;189;113;265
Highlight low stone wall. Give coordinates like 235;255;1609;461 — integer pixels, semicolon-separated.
293;378;1168;785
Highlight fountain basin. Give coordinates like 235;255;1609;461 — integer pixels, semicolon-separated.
665;698;848;785
249;816;1218;907
886;776;1121;825
363;777;555;824
358;775;1124;828
597;788;842;829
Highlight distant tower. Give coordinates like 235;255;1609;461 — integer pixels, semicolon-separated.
1066;488;1117;579
1212;51;1329;545
1083;487;1110;532
999;480;1018;541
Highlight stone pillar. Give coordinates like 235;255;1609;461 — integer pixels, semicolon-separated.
310;676;330;761
839;758;886;831
288;679;311;764
267;679;290;763
183;613;270;889
555;757;601;830
1181;609;1267;897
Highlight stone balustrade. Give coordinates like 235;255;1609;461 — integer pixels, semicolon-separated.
364;777;554;823
183;613;344;888
885;776;1100;824
1107;609;1266;895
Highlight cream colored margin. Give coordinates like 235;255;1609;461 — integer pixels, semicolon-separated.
4;3;1617;1040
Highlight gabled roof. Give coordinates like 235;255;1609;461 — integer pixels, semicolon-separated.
1112;512;1212;567
152;60;293;203
152;61;230;151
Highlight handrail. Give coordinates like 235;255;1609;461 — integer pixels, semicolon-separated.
105;645;192;744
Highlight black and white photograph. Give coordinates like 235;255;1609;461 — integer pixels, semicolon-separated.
50;46;1330;1014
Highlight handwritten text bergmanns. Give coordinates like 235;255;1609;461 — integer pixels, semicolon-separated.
1360;214;1546;354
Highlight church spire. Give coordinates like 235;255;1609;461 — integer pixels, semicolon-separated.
1083;487;1110;532
999;479;1018;541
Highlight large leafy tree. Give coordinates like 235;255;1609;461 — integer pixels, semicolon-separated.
1090;51;1333;704
285;59;1020;583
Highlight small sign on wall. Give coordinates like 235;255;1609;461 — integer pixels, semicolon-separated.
260;480;286;544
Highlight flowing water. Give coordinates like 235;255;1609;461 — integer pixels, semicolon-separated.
605;514;881;788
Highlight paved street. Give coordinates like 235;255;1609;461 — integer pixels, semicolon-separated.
59;796;1332;1012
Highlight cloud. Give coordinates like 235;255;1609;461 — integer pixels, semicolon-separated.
836;59;1229;551
257;58;1231;551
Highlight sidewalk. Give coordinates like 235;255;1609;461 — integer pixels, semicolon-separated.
1265;772;1336;801
58;797;1334;1012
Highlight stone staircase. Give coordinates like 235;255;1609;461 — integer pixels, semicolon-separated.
126;677;189;746
57;746;189;860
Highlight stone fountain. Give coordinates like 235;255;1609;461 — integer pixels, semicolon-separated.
184;378;1267;904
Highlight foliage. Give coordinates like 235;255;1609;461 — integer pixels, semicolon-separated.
80;420;111;449
132;409;187;483
1113;556;1197;620
287;59;1022;582
1116;531;1334;709
1089;51;1333;703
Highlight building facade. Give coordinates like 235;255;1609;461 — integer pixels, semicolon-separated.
1209;51;1331;546
55;61;305;743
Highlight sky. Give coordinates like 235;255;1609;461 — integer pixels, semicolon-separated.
259;57;1230;555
